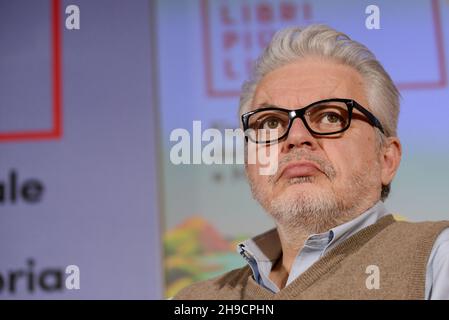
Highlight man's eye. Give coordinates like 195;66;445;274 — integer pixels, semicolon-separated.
321;112;343;124
262;117;281;129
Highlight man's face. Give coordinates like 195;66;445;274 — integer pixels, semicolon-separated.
246;57;391;229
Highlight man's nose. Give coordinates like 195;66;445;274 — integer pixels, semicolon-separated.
282;117;318;152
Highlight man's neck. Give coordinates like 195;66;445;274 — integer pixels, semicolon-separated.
268;225;309;289
268;214;359;289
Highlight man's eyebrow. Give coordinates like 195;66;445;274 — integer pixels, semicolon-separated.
253;102;277;109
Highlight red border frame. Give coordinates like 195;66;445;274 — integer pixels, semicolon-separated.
201;0;447;97
0;0;62;143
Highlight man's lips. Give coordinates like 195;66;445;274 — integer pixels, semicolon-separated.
278;161;322;181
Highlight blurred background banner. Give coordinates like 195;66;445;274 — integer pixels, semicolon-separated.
0;0;162;298
0;0;448;299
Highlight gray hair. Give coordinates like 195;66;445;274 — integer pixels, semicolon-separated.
240;24;400;201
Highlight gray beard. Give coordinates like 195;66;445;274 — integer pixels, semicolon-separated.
269;177;346;233
249;159;381;235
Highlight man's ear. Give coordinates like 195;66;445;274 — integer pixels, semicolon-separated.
380;137;402;186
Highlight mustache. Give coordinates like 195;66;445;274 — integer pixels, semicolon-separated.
269;149;337;184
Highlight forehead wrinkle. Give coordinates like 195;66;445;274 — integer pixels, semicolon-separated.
253;83;344;110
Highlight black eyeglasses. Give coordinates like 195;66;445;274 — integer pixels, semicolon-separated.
241;98;385;144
